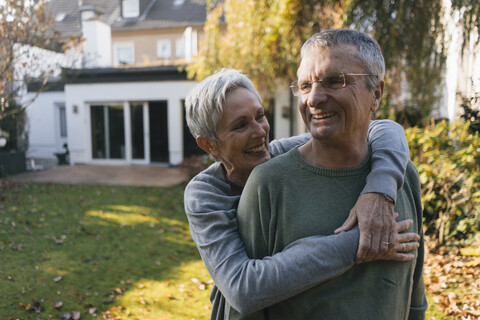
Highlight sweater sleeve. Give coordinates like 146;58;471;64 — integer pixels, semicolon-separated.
269;120;408;202
363;119;410;202
269;133;311;157
184;164;358;314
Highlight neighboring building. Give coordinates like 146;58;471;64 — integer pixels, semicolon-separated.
21;0;480;167
25;0;207;166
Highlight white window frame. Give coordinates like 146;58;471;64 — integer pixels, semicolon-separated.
113;42;135;65
157;39;171;59
175;37;185;58
122;0;139;18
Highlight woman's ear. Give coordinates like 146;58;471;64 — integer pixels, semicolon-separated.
371;80;384;113
196;136;218;157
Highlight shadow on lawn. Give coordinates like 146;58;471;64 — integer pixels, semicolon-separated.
1;182;209;319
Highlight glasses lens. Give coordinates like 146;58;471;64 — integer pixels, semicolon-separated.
290;81;299;96
322;74;346;89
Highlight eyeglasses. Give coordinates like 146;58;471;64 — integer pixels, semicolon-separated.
290;72;375;96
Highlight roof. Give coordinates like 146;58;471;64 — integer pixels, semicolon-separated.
47;0;207;39
62;65;189;84
47;0;120;38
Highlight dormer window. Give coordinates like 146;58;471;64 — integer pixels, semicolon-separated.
81;10;95;21
122;0;139;18
55;13;66;22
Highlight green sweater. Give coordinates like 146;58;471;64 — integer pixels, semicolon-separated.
231;146;427;320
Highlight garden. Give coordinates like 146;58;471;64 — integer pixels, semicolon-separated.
0;120;479;319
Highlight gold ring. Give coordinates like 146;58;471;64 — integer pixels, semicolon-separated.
382;242;390;246
402;243;406;252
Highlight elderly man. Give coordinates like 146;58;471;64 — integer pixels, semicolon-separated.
232;29;428;319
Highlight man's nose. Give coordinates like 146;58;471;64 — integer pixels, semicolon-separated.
307;83;328;108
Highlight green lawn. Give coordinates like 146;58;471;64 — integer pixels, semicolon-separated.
0;182;211;319
0;181;464;319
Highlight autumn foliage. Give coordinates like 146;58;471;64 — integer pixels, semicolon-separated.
406;120;480;245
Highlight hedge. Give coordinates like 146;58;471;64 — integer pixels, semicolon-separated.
405;120;480;246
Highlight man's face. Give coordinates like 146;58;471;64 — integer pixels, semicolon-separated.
210;87;271;185
297;44;383;146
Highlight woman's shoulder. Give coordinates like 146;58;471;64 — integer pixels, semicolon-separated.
185;162;229;194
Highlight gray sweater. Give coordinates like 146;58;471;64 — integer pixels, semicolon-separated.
234;150;426;319
184;120;409;319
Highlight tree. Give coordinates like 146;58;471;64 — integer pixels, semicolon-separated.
187;0;480;122
187;0;344;101
0;0;62;122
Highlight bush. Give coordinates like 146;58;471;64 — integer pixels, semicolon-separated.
405;120;480;246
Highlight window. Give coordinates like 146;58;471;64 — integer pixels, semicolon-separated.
176;37;185;58
113;42;134;65
55;13;66;22
173;0;185;6
122;0;139;18
59;106;67;138
81;10;94;21
157;40;171;59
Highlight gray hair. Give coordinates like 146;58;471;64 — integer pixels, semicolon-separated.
301;29;385;89
185;68;261;143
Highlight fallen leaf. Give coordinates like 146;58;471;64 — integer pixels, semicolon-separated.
12;243;25;251
54;275;63;282
88;307;97;316
22;300;41;313
53;236;65;244
72;310;80;319
54;300;63;309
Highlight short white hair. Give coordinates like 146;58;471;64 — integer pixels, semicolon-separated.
301;29;385;89
185;68;261;142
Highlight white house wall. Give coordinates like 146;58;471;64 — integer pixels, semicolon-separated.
65;80;198;166
273;87;292;139
24;91;66;159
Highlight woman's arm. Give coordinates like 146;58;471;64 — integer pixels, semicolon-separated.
271;120;410;263
364;119;409;200
270;120;409;199
184;163;358;314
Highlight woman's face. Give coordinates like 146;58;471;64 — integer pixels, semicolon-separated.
210;87;270;185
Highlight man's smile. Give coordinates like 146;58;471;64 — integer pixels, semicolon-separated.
312;112;336;120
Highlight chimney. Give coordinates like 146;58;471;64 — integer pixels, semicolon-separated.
81;18;112;68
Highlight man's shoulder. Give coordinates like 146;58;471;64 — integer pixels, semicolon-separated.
405;161;420;184
254;148;296;175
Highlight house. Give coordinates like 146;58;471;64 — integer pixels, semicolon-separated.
24;0;211;167
21;0;479;168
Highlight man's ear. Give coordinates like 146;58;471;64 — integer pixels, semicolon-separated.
371;80;384;113
196;136;218;157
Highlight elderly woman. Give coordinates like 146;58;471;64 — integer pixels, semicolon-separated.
184;68;417;319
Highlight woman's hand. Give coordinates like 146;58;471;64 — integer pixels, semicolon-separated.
378;218;420;262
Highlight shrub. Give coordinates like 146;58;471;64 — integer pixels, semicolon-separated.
405;120;480;246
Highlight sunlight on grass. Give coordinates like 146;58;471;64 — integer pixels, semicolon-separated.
86;209;159;226
101;260;212;320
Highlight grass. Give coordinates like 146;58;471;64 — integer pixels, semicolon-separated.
0;181;472;319
1;182;211;319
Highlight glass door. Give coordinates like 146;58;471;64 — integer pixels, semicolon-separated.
130;102;145;160
90;104;125;159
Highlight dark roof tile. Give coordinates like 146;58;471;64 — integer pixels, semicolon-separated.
47;0;207;37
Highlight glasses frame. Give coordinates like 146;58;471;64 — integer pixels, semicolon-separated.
290;72;375;97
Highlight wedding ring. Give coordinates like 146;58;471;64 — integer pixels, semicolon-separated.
402;243;406;252
382;242;390;246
